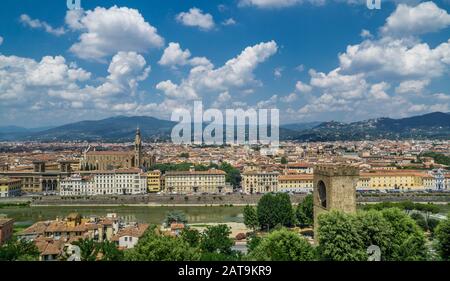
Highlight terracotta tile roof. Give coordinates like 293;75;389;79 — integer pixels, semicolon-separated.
0;218;14;227
86;151;132;156
165;169;226;176
170;223;185;230
19;222;49;236
287;163;312;168
278;174;313;180
0;178;21;185
35;237;65;256
111;224;149;241
360;170;427;177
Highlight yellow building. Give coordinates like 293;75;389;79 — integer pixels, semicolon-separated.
278;174;313;193
358;171;425;190
147;170;161;193
0;177;22;198
242;170;279;194
165;169;227;194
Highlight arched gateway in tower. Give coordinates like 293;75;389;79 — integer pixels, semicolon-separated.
313;164;359;240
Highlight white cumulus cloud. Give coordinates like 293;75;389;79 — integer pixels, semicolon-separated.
295;81;312;93
158;42;212;68
156;41;278;101
67;6;164;61
176;8;215;31
395;79;430;94
239;0;302;8
20;14;66;36
381;2;450;37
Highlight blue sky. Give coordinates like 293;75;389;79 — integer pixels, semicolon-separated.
0;0;449;127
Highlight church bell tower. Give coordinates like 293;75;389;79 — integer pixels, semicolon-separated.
134;127;142;168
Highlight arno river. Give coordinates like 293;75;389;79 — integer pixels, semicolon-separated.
0;206;245;227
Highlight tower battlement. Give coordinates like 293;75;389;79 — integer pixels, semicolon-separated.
314;164;359;177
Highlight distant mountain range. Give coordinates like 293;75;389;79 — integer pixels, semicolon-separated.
0;116;175;142
285;112;450;141
0;112;449;142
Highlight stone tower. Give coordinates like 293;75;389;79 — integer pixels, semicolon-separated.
134;127;142;168
313;164;359;240
33;160;46;173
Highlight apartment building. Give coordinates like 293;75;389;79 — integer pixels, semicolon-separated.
60;175;94;196
242;170;279;194
358;170;431;191
0;177;21;198
147;170;161;193
60;169;147;196
278;174;313;193
164;168;227;194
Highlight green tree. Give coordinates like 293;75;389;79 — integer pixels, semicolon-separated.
219;162;241;189
200;224;234;255
280;157;288;165
296;194;313;228
247;234;262;252
317;209;428;261
243;205;259;231
410;213;427;230
420;151;450;166
434;214;450;261
0;238;39;261
125;229;200;261
380;208;427;261
164;210;188;227
180;228;201;248
179;152;189;158
257;193;296;230
98;240;124;261
73;238;99;261
355;210;393;261
317;211;366;261
247;228;316;261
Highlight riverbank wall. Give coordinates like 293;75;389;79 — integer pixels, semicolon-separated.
22;192;450;206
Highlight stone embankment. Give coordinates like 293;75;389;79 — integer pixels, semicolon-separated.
25;192;450;206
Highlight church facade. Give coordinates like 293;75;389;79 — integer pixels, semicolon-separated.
80;128;155;171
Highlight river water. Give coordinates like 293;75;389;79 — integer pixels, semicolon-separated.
0;206;245;227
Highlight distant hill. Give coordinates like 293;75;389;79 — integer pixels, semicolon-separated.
1;116;175;142
0;112;448;142
0;125;55;141
287;112;450;141
281;122;321;132
0;125;54;134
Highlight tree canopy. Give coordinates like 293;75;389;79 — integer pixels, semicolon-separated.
243;205;259;231
317;208;428;261
247;228;316;261
200;224;234;255
125;228;200;261
164;210;188;227
257;193;296;230
0;238;40;261
296;194;313;228
434;214;450;261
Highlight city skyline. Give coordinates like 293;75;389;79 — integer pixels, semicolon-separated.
0;0;449;127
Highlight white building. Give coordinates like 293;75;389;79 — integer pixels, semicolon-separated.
111;224;149;249
60;175;94;196
60;169;147;196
